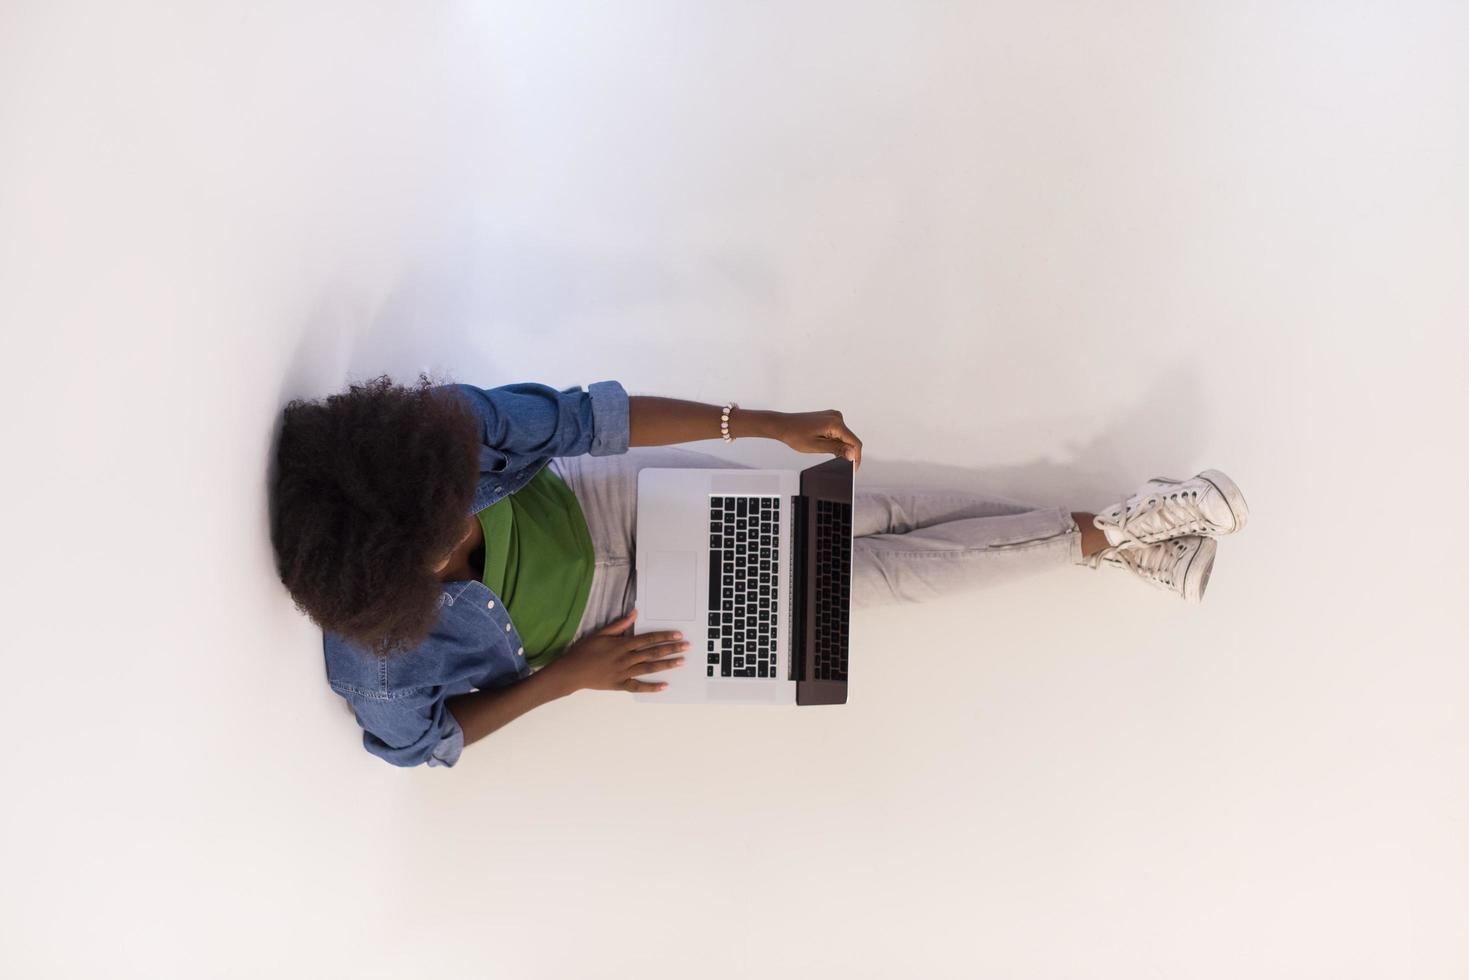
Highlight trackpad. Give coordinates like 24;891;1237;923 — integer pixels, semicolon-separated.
644;550;698;621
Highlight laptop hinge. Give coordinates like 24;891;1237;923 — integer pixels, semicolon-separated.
788;493;807;682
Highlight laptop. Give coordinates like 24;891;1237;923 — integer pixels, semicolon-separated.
632;455;853;705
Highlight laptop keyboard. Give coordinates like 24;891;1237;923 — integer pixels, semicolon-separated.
812;499;852;682
706;495;780;678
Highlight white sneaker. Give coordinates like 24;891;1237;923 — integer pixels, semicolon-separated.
1084;535;1217;602
1095;469;1249;549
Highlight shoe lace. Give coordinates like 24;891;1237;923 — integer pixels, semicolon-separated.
1093;486;1209;548
1083;537;1191;589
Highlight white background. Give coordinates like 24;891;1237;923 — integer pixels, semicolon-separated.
3;2;1466;977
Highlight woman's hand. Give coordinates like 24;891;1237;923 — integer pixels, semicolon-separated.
546;608;689;694
771;409;863;472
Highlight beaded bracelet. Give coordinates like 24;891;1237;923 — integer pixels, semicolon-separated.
720;402;738;442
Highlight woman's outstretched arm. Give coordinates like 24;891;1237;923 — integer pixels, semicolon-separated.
628;395;781;447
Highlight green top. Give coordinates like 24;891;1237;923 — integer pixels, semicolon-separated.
473;463;595;671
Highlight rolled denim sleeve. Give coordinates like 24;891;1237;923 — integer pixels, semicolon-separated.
448;379;629;461
344;685;465;768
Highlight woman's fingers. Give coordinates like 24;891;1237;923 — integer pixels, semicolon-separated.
622;629;683;652
622;642;686;698
624;640;688;668
823;416;862;470
599;607;637;636
837;424;862;469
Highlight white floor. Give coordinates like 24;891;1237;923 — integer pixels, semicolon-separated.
4;3;1467;978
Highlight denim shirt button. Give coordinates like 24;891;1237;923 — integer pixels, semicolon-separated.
486;600;494;608
516;646;524;656
504;623;512;631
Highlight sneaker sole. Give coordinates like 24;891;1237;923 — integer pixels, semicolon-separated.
1197;468;1249;535
1182;536;1217;603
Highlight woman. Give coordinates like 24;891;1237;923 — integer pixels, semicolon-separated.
269;374;1248;768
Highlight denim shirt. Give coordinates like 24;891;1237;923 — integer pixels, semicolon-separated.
321;379;630;768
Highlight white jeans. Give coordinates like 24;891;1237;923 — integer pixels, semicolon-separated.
549;447;1083;643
